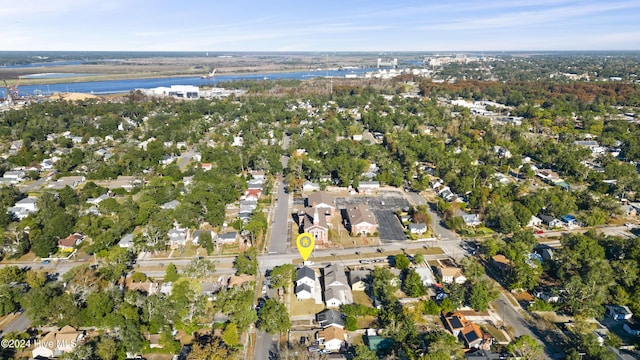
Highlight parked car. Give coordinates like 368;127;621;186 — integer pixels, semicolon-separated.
41;259;50;264
300;336;306;345
307;346;320;353
535;230;544;234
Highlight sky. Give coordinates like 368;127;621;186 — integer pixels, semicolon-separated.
1;0;639;51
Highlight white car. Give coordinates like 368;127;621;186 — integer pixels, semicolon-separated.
625;223;635;228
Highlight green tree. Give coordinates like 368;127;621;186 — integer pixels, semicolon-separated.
402;269;427;297
159;327;181;354
221;323;239;346
257;298;290;334
233;248;258;275
422;299;441;315
394;254;411;270
353;344;378;360
183;257;215;278
469;279;499;312
164;263;180;283
96;337;118;360
345;316;358;331
460;257;485;284
199;231;214;255
422;330;464;360
270;264;296;292
507;335;545;360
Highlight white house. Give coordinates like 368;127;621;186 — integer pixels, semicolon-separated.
316;326;346;352
527;215;543;228
3;170;26;183
296;266;316;288
408;223;428;235
7;197;38;220
415;267;434;286
167;228;189;249
118;233;135;248
439;266;467;284
295;284;313;300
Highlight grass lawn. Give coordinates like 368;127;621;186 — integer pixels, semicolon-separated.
353;291;373;307
349;333;365;346
288;293;325;317
483;323;510;343
356;315;377;328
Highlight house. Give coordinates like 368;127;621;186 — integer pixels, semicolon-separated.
323;264;353;307
345;204;378;236
316;326;346;351
303;181;321;192
358;181;380;193
250;170;265;180
86;193;110;206
527;215;543;228
623;321;640;336
439;266;467;284
57;233;85;252
574;140;606;155
620;204;637;217
415;267;434;286
316;309;345;329
2;170;26;183
408;223;428;235
561;215;579;228
606;305;633;321
443;312;467;336
160;282;173;295
307;191;336;214
160;155;176;166
539;215;563;228
31;325;85;358
167;228;189;249
127;280;159;295
144;334;163;349
296;266;316;288
228;274;255;288
458;211;481;227
118;233;135;248
160;200;180;210
244;188;262;201
348;270;369;291
7;197;38;220
461;322;484;349
295;284;313;300
296;266;316;300
217;232;237;245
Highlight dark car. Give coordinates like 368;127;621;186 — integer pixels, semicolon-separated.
300;336;306;344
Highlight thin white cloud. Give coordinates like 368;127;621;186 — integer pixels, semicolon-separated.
416;1;640;31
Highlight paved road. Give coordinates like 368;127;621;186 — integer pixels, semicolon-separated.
0;313;31;334
254;330;278;360
18;170;56;193
494;294;551;359
268;175;292;254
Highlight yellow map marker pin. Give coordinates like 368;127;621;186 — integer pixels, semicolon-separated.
296;232;315;261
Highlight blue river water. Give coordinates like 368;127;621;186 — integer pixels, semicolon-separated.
8;68;374;96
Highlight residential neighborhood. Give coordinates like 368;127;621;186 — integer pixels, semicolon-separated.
0;51;640;360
